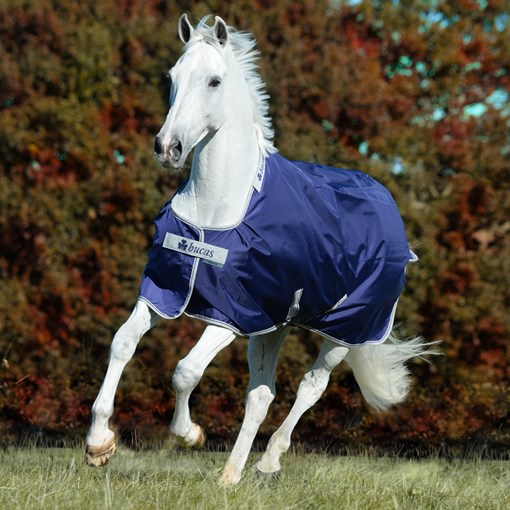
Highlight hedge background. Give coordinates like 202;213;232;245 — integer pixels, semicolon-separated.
1;0;508;455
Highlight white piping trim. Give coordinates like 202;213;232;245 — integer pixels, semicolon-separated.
139;215;203;320
296;298;401;348
170;156;266;232
332;294;348;310
138;296;178;320
183;312;279;337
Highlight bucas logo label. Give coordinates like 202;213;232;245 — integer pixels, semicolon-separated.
163;233;229;267
186;241;215;259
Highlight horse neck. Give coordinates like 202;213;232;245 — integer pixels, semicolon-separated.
171;118;261;229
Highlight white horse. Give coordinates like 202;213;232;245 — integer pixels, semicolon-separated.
85;15;430;485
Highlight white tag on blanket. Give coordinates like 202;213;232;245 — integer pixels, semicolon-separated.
163;233;229;267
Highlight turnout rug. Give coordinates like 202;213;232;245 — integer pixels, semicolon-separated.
139;153;416;346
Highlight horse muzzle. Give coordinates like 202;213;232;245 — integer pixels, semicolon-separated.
154;136;184;168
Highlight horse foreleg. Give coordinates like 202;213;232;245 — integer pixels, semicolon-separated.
220;327;290;486
256;338;348;476
170;325;235;448
85;299;159;466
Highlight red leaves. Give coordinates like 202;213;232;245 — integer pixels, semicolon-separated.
23;145;91;186
440;263;477;294
0;5;64;54
0;216;48;289
100;99;159;136
69;246;116;312
437;176;495;252
435;118;476;167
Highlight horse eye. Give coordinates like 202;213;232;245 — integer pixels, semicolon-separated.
209;78;221;88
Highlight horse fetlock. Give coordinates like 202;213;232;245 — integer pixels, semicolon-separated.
256;434;287;473
268;432;291;454
91;402;113;422
86;426;114;447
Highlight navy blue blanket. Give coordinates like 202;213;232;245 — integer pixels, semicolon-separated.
139;153;416;346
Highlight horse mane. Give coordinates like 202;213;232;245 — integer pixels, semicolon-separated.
185;17;276;156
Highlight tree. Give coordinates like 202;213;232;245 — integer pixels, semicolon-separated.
1;0;508;451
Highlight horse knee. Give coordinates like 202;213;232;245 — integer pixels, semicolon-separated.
173;359;201;394
110;324;139;363
110;305;155;363
246;385;274;423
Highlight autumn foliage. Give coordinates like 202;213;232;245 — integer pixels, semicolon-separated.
1;0;508;454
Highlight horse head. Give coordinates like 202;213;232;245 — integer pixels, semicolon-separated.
154;15;244;170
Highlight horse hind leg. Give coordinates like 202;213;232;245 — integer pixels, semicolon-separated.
256;338;348;476
169;325;236;449
256;335;435;475
85;299;159;466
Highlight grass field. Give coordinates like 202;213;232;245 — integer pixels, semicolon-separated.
0;446;508;509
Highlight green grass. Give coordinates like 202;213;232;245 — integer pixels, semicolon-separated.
0;446;508;509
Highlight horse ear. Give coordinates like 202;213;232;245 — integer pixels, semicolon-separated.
178;14;194;44
213;16;229;47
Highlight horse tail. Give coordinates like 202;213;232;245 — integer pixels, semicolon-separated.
344;335;439;411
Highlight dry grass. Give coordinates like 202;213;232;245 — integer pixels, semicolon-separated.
0;446;508;509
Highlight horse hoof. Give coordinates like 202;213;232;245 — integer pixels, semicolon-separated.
174;423;206;450
220;464;242;486
255;467;281;482
192;425;206;449
85;437;117;467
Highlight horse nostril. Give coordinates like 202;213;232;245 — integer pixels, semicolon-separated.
170;140;183;160
154;136;163;155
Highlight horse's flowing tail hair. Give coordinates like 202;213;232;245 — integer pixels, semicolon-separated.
344;335;439;411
